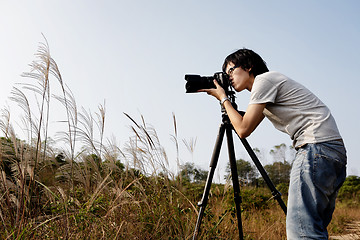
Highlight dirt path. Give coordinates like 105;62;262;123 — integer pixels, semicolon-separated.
330;221;360;240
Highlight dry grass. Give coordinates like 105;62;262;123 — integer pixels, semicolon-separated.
329;204;360;237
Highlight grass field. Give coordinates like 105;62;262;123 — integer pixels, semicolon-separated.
1;172;358;239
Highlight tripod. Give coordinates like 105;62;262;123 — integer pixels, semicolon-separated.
192;99;287;240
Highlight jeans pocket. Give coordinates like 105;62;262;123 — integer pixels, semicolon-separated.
314;145;347;196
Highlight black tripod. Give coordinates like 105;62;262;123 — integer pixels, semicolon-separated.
192;99;287;240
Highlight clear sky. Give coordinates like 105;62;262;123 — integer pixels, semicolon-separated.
1;1;359;182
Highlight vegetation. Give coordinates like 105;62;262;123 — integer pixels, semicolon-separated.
0;39;358;239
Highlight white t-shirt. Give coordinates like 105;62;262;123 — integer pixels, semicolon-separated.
249;71;342;148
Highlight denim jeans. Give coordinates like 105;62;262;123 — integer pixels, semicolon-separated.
286;140;347;239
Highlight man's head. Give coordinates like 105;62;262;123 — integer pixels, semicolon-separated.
222;48;269;77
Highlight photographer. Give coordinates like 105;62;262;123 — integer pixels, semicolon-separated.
200;48;347;239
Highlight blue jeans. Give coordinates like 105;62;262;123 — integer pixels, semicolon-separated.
286;140;347;239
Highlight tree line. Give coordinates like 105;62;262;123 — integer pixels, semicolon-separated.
180;143;294;186
179;143;359;199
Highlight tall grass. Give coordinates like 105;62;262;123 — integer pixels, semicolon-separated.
0;39;358;240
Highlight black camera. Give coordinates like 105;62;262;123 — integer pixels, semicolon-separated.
184;72;230;93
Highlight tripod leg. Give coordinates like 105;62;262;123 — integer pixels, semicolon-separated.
192;123;226;240
235;111;287;214
239;137;287;215
226;125;244;240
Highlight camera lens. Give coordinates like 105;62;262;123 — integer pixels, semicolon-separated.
184;75;215;93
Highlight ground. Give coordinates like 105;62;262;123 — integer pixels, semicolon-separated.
330;221;360;240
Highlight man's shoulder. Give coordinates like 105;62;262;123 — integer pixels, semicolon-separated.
257;71;289;81
254;71;286;87
256;71;299;89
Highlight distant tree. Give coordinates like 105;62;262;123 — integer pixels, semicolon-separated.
264;161;291;185
338;175;360;201
179;162;208;183
270;143;295;164
193;168;208;183
262;143;294;186
252;147;264;162
225;159;257;185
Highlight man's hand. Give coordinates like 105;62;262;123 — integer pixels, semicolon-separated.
197;80;227;101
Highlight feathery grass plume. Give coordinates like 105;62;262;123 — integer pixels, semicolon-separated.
10;36;58;233
9;88;35;143
49;41;78;166
0;36;74;238
53;84;78;193
123;112;169;177
95;101;106;157
0;110;21;231
102;135;125;165
77;107;98;155
171;113;198;186
170;112;180;179
76;103;106;156
182;137;197;164
20;38;53;171
0;109;11;139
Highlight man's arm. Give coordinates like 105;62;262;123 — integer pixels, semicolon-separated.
199;79;266;138
223;101;266;138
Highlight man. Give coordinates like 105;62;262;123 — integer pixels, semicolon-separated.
200;48;347;239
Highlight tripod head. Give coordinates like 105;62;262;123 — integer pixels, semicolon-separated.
220;89;243;118
220;91;247;128
221;88;236;109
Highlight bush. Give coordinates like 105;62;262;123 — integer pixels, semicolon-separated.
338;175;360;205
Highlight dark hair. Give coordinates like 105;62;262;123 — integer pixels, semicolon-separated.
222;48;269;77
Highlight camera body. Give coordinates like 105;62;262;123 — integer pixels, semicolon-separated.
185;72;230;93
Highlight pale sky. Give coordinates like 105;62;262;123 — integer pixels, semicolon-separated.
1;1;359;181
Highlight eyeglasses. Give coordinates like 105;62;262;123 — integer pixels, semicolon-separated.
227;66;240;76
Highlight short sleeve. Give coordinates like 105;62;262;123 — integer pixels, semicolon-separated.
249;77;278;104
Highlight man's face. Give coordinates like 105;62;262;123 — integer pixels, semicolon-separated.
225;62;253;92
